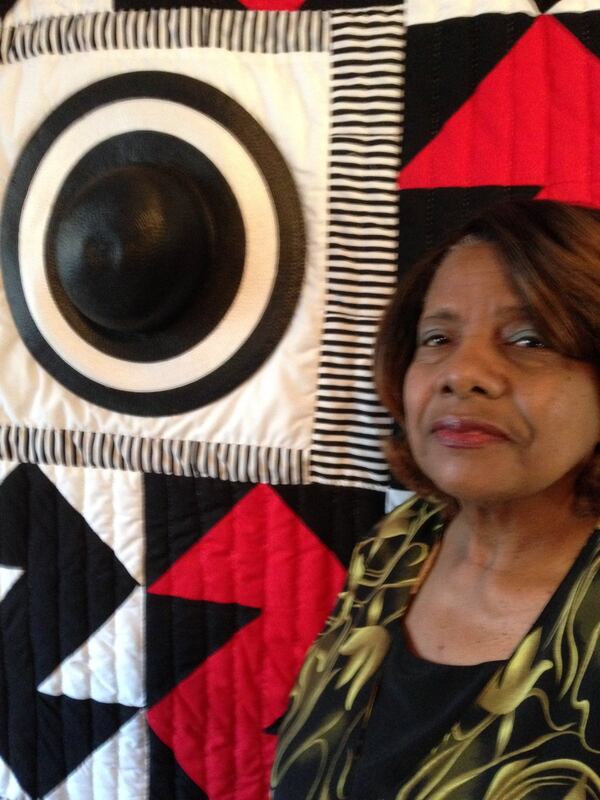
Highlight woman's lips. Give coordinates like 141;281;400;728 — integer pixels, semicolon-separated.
431;418;510;448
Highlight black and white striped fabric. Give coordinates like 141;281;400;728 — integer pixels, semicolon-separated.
0;7;328;62
310;5;403;489
0;425;306;482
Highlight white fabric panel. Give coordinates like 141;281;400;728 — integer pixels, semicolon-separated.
550;0;600;10
405;0;538;26
39;464;144;584
0;46;329;452
43;711;148;800
38;586;145;707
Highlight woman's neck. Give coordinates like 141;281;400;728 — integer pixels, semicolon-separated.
444;492;597;579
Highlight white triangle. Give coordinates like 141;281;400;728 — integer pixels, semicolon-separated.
43;710;148;800
0;566;25;603
0;755;31;800
38;586;145;708
39;464;145;584
385;488;415;514
406;0;539;26
0;461;19;484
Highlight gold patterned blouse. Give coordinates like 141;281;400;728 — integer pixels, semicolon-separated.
271;495;600;800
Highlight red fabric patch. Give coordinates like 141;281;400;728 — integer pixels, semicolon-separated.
399;16;600;208
239;0;306;8
147;484;346;799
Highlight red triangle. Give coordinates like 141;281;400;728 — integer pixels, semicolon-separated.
399;16;600;207
148;484;346;800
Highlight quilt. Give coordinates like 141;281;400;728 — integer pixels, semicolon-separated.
0;0;598;798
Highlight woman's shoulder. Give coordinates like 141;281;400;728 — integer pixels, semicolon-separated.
338;494;447;608
355;493;446;564
379;493;446;537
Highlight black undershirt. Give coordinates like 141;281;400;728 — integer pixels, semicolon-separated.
349;628;504;800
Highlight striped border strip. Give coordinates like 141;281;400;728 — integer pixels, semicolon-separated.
310;4;405;489
0;7;328;63
0;425;308;484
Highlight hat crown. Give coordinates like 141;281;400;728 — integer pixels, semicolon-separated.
52;164;210;334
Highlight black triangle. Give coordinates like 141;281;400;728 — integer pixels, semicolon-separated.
554;12;600;59
273;484;385;568
403;15;533;168
0;464;137;681
534;0;561;10
264;712;286;736
398;186;541;273
144;474;253;585
149;729;209;800
0;688;137;798
146;595;260;706
0;1;17;16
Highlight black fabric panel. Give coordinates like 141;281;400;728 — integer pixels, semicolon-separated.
402;15;533;167
36;697;138;798
146;595;259;705
149;729;209;800
398;186;540;273
0;464;138;796
555;12;600;59
273;483;386;568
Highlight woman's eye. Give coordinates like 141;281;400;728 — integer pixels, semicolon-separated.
418;332;449;347
508;332;547;348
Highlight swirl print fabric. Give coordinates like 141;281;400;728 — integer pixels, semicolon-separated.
272;496;600;800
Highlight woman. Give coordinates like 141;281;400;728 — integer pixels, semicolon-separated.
271;199;600;799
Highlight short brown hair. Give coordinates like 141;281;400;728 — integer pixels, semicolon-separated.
375;199;600;516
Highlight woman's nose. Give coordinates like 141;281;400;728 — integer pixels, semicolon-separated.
438;339;507;399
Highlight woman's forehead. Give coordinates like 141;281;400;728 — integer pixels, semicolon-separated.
421;242;524;316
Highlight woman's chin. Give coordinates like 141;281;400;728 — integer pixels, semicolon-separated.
427;469;520;508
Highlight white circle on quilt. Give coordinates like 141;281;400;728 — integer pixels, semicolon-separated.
19;98;278;393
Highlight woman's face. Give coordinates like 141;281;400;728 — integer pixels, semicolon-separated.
403;242;600;508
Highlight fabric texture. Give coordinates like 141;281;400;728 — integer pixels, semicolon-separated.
344;632;504;799
272;496;600;799
0;460;385;799
0;1;599;798
0;3;401;488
